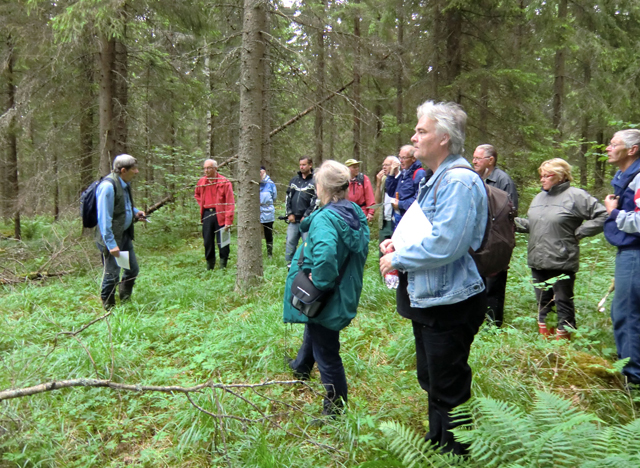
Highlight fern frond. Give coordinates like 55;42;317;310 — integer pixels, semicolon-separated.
379;420;467;468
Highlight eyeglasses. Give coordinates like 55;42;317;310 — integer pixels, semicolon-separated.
609;142;624;149
472;156;492;162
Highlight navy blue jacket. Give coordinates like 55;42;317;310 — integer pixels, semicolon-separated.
605;157;640;249
397;161;432;214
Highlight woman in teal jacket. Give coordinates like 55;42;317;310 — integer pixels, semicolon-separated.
283;160;370;417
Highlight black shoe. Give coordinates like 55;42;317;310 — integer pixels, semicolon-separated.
206;261;215;270
287;358;310;381
220;258;228;269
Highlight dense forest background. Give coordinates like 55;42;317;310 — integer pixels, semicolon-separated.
2;0;640;282
3;1;640;465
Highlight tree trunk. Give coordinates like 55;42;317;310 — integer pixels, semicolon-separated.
445;6;462;102
594;130;605;190
578;63;591;188
5;36;20;238
236;0;266;287
114;36;128;156
52;120;59;221
352;0;361;161
314;0;326;167
552;0;567;141
98;35;116;176
396;0;404;149
262;11;272;169
80;51;95;189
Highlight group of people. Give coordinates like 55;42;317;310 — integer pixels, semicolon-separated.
93;103;640;455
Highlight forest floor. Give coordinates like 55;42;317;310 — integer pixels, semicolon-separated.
0;206;637;467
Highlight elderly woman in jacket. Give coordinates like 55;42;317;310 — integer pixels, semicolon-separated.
515;158;607;339
259;167;277;257
283;160;370;417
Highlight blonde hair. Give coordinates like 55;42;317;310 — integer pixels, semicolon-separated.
315;160;350;205
538;158;573;182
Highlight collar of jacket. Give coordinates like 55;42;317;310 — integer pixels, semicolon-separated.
545;180;571;195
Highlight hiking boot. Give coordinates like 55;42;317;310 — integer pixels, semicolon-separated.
220;258;228;269
102;294;116;311
556;329;571;341
119;282;134;303
206;260;215;270
538;322;550;338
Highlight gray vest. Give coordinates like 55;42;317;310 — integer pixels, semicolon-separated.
96;173;135;248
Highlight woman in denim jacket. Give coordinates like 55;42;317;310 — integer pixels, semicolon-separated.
380;101;487;455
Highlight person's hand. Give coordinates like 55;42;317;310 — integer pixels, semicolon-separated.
604;194;619;215
380;253;395;276
366;212;374;222
300;217;305;223
379;239;395;255
391;164;400;176
224;225;231;232
135;211;147;221
392;198;399;211
288;214;295;223
109;246;121;258
376;169;385;182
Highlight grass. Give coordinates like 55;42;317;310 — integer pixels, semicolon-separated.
0;206;636;467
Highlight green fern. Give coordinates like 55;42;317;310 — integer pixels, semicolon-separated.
379;420;468;468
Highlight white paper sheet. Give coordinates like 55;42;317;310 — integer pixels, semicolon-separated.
391;201;432;252
115;251;130;270
220;228;231;248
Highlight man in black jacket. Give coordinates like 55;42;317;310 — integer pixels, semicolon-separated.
285;156;317;266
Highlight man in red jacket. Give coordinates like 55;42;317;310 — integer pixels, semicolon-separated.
345;159;375;222
194;159;235;269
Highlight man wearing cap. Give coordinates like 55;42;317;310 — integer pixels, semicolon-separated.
346;159;375;222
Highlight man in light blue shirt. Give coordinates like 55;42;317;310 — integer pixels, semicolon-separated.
96;154;146;309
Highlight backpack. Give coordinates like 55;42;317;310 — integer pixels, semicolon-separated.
80;177;116;228
434;166;516;277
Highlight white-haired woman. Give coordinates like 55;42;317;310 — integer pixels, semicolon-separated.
283;160;370;417
516;158;607;339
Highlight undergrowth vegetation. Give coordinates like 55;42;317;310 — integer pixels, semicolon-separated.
0;205;637;467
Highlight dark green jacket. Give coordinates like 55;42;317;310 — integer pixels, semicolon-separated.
95;172;135;249
283;200;370;331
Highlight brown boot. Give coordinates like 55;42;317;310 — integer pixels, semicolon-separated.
556;329;571;341
538;322;551;338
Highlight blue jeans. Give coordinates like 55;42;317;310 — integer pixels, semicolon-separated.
612;249;640;384
97;233;139;302
285;222;307;263
290;323;347;414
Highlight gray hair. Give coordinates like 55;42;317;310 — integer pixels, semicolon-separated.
385;155;400;165
315;160;350;205
476;144;498;163
614;129;640;149
204;158;218;168
113;154;138;172
399;145;416;158
416;101;467;155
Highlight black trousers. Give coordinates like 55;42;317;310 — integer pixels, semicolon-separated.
202;208;229;268
290;323;347;414
409;292;486;454
261;222;274;251
531;268;576;331
484;270;508;327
